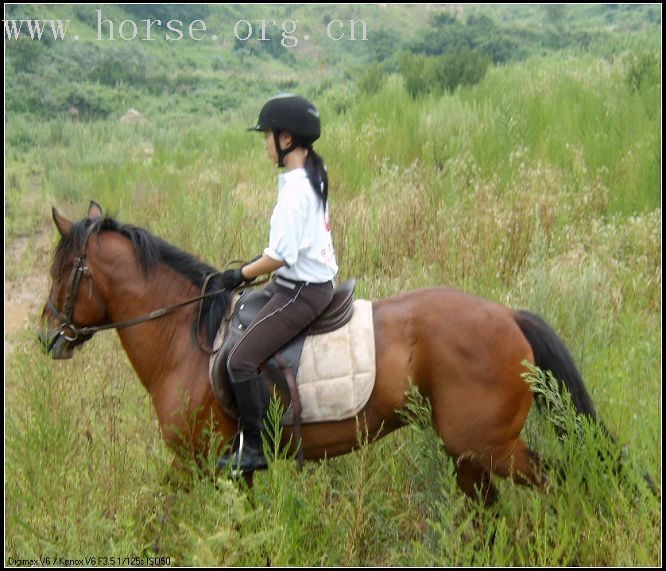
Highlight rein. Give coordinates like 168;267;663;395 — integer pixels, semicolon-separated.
45;224;267;352
47;282;232;338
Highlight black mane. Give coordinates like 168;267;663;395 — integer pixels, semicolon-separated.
51;216;230;346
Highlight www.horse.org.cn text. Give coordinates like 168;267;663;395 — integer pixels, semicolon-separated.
4;9;369;47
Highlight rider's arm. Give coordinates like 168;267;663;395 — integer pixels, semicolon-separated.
241;254;285;281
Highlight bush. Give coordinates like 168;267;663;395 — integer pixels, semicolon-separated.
5;37;49;72
399;53;436;98
365;28;402;63
7;61;120;120
433;49;491;92
59;82;120;119
400;49;490;97
88;44;154;87
478;36;524;64
5;68;40;115
73;4;103;28
123;4;211;22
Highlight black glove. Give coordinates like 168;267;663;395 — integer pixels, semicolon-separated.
221;268;245;290
221;256;261;290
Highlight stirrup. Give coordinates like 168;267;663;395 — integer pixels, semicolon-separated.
217;431;244;476
217;431;268;475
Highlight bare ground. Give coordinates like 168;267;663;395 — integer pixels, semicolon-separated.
4;228;52;358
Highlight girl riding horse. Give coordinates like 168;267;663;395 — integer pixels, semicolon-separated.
217;95;339;472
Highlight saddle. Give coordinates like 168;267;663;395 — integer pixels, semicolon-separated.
210;278;357;425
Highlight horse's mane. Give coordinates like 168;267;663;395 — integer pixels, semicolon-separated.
51;216;230;346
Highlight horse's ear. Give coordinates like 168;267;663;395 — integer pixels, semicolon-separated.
52;207;72;237
88;200;103;220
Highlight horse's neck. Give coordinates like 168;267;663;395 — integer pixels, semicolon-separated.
108;264;205;397
88;235;235;452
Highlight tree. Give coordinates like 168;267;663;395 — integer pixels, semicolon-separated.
433;49;490;92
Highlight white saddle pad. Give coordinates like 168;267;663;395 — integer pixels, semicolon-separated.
208;298;376;426
283;299;376;425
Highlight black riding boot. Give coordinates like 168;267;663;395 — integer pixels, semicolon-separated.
217;376;270;472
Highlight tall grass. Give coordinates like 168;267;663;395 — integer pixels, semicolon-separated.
5;52;661;565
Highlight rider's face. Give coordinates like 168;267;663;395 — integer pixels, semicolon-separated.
265;130;293;165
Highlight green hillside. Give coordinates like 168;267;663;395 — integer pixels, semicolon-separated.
5;4;660;122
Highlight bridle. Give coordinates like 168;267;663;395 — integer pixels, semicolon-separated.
44;225;98;351
43;224;262;354
45;250;95;351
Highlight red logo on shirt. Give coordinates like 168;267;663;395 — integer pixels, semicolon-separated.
324;210;332;232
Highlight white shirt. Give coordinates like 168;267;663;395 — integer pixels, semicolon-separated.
264;167;338;283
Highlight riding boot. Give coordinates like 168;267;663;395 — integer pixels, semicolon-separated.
217;375;270;472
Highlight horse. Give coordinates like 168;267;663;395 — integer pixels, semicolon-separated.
39;201;603;506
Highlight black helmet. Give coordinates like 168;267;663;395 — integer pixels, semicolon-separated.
248;94;321;147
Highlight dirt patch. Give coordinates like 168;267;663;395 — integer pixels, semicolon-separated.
6;300;39;332
4;228;53;357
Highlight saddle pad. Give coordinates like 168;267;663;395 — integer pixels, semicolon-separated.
284;299;376;425
208;298;376;425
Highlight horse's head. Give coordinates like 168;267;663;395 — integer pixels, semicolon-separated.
39;201;110;359
40;201;231;361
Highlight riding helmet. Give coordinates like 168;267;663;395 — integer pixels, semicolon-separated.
248;94;321;145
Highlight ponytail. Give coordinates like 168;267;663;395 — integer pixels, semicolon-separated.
304;147;328;211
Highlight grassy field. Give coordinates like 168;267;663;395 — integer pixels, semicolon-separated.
5;32;661;567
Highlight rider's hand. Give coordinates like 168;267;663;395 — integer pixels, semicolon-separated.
221;268;245;290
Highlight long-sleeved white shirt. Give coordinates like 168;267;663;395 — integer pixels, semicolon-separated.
264;167;338;283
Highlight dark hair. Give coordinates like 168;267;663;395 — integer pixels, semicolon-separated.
303;146;328;210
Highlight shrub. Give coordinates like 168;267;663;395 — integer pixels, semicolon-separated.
478;36;524;64
365;28;402;63
5;37;49;72
399;53;435;98
88;45;154;87
59;82;119;119
433;49;491;92
400;49;490;97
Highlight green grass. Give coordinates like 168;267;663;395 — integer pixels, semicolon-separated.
5;47;661;566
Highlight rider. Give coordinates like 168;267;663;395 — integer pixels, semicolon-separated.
217;94;339;471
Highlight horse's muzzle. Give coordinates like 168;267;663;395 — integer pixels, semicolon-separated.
37;328;74;359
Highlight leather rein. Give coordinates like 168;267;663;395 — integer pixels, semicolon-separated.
44;224;263;353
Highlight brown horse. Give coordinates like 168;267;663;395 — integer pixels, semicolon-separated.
39;201;601;505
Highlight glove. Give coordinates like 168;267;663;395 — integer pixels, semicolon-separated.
221;268;245;290
221;256;261;290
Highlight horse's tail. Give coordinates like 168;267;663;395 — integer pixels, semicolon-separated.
513;309;597;421
513;309;658;496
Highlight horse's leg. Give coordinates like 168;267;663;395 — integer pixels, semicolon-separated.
429;373;539;501
450;440;546;505
455;455;498;506
484;438;548;491
416;297;547;501
435;411;548;497
243;470;254;489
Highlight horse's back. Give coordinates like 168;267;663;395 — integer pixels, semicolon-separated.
370;286;534;429
371;286;523;351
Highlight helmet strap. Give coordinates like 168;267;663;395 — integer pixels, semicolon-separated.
274;130;298;168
